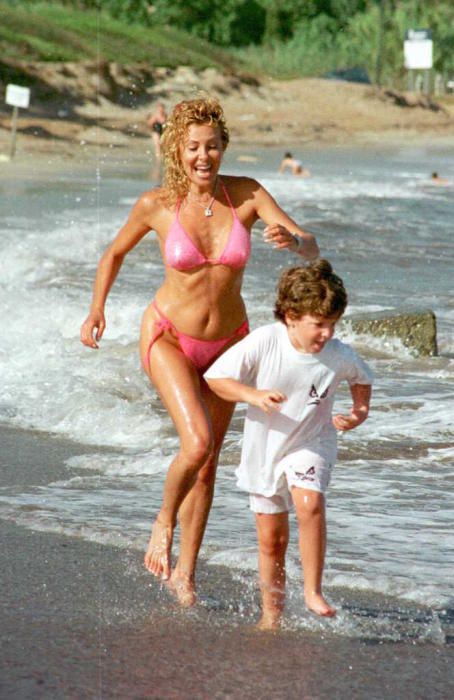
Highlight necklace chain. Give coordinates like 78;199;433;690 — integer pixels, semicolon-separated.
186;178;218;217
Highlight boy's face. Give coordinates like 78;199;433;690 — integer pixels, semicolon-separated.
285;312;339;354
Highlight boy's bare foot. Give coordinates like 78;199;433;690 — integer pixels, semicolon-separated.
305;591;336;617
166;568;196;608
144;518;173;580
256;611;282;631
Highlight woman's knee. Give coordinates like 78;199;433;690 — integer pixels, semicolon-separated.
180;431;215;471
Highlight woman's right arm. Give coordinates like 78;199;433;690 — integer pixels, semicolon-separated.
80;193;157;348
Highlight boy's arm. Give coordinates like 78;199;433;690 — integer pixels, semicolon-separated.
332;383;371;431
206;377;286;414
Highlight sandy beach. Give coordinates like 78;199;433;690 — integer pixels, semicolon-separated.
1;66;454;164
1;424;453;699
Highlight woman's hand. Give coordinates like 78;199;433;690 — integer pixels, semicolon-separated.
263;224;299;252
80;309;106;349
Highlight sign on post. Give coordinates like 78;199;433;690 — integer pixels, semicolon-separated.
5;83;31;159
404;29;433;70
6;84;31;109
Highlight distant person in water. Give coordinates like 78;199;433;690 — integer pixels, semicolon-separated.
205;260;373;629
431;172;451;186
147;102;167;161
279;152;310;177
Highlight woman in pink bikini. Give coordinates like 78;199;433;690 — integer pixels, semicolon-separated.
80;97;319;606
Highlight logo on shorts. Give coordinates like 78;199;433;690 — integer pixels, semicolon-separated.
294;466;316;482
308;384;329;405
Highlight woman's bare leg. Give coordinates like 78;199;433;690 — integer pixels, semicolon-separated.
255;512;289;630
142;335;215;583
152;132;162;160
291;488;336;617
169;381;235;605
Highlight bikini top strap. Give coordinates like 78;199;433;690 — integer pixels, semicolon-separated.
220;180;237;217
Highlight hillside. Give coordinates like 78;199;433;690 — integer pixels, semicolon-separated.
0;2;240;69
0;2;453;158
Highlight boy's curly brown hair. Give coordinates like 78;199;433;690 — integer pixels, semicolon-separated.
274;259;347;323
161;97;229;206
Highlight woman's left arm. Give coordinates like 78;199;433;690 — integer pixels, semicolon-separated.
253;181;319;260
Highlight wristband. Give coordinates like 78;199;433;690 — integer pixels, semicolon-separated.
291;233;304;254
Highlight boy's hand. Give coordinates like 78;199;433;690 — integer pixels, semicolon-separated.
332;407;368;431
251;389;287;414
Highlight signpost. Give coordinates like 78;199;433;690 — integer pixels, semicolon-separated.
5;84;31;159
404;29;433;94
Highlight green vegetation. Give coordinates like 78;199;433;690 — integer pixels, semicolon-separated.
0;1;239;70
2;1;453;88
233;1;454;84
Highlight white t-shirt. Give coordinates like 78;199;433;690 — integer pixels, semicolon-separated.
204;322;373;497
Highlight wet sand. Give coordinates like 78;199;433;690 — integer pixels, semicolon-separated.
1;424;453;699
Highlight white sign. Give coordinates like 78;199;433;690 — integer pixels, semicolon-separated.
404;29;433;70
6;84;31;109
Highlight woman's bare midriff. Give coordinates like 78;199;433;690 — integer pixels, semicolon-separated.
140;265;247;360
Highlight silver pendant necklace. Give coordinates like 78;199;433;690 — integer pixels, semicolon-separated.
187;178;218;217
204;196;215;217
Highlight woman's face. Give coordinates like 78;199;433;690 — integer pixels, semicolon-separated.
179;123;224;189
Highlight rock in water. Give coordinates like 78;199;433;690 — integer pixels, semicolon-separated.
344;309;438;357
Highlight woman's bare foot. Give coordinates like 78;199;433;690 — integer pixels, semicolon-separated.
166;568;196;608
305;590;336;617
256;611;282;631
144;518;173;580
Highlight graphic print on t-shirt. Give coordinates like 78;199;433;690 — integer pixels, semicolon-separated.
308;384;330;405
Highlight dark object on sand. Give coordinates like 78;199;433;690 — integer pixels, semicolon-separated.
324;67;371;84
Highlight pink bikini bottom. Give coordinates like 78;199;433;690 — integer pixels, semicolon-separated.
143;300;249;374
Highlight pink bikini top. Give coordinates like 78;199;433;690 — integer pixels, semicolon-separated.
164;181;251;271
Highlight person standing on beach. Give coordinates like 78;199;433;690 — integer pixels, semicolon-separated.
80;97;319;606
205;260;373;628
147;102;167;161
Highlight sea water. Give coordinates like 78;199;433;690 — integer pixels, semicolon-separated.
1;144;453;642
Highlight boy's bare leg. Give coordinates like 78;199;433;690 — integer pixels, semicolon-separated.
292;488;336;617
255;512;289;630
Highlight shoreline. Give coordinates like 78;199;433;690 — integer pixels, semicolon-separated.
1;129;454;185
1;424;453;698
1;72;454;168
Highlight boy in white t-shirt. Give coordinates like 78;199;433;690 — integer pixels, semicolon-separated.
204;259;373;629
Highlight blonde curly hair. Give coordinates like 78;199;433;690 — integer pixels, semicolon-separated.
161;97;229;206
274;259;348;323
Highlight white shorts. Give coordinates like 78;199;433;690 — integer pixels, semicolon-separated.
249;447;334;514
